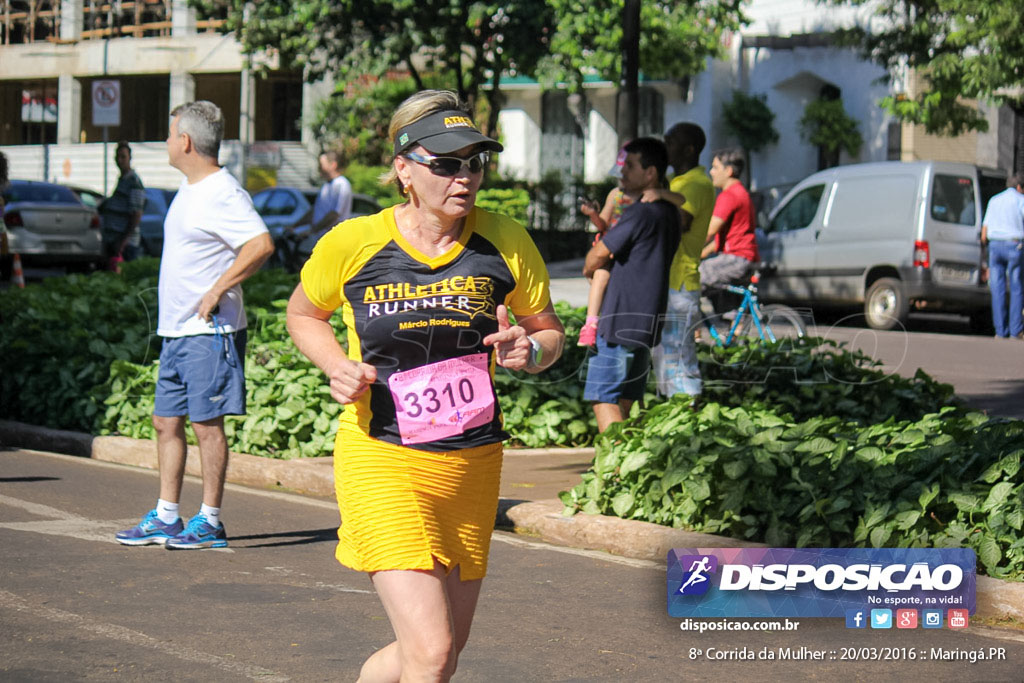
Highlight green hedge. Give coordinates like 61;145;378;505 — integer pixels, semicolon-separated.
561;398;1024;579
0;263;974;458
476;188;530;226
7;261;1024;578
560;340;1024;579
0;263;597;456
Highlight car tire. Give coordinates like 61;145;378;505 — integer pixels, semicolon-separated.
864;277;909;330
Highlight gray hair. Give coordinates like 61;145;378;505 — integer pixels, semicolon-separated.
171;101;224;160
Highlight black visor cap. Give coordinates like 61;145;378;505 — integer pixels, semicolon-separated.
394;109;503;157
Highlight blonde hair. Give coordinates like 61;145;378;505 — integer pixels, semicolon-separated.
380;90;470;190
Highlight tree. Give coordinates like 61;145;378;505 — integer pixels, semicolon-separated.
539;0;747;92
190;0;555;135
721;90;779;184
310;74;443;165
799;96;863;169
826;0;1024;135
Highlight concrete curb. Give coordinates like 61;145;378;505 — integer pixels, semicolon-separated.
504;500;766;560
1;419;1020;621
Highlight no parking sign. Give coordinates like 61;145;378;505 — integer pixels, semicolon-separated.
92;80;120;127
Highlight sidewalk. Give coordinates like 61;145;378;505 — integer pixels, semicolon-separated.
5;417;1024;622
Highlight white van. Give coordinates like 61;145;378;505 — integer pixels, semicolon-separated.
756;161;1007;330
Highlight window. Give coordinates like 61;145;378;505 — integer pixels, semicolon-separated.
887;122;902;161
980;173;1008;217
768;185;826;233
260;190;298;217
930;175;975;226
4;182;78;204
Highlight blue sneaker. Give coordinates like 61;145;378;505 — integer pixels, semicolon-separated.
115;509;184;546
165;512;228;550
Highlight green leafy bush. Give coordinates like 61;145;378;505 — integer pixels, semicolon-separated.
1;259;161;431
799;97;864;160
345;162;403;208
310;74;427;166
561;400;1024;578
699;338;961;424
495;301;595;447
476;188;530;226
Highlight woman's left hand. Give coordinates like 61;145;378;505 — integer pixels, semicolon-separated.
483;304;532;370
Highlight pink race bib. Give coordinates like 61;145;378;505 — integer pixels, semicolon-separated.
387;352;496;445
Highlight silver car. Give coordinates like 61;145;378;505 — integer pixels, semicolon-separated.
2;180;103;271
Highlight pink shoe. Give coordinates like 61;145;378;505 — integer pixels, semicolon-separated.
577;320;598;346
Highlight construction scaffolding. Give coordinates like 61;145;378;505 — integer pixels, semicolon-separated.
0;1;225;45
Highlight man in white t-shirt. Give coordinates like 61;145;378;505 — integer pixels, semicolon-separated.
310;148;353;233
116;101;273;550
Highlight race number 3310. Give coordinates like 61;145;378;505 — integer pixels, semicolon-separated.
388;353;495;444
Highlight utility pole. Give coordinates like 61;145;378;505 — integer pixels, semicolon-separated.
616;0;640;146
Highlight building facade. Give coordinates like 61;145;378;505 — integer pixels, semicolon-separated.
3;0;1022;203
0;0;326;192
497;0;1023;207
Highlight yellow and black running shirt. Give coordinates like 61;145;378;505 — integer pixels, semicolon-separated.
301;206;551;452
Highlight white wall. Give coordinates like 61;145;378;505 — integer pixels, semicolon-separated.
1;140;316;193
0;33;256;82
663;62;726;171
584;92;618;183
495;108;540;182
743;0;879;35
738;46;892;190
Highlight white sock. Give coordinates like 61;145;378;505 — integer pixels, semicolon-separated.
156;499;179;524
200;503;221;527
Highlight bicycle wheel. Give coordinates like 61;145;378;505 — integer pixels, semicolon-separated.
734;303;807;341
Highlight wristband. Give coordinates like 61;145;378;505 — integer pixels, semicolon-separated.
527;335;543;369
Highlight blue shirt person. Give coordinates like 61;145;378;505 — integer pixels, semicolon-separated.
980;174;1024;338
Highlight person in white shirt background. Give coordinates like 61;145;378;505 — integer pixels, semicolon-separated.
311;148;354;234
115;100;274;550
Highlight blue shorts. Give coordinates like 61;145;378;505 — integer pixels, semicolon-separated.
583;335;652;404
154;329;247;422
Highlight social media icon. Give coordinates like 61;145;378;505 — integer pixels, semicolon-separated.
870;609;892;629
845;609;867;629
922;610;943;628
948;609;969;629
896;609;918;629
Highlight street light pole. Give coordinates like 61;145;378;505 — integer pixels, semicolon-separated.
102;3;111;195
616;0;640;146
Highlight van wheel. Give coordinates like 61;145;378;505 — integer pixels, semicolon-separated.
864;278;909;330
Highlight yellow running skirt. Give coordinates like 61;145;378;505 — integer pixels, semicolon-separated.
332;422;503;581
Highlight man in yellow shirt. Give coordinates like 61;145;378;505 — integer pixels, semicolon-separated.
645;122;714;397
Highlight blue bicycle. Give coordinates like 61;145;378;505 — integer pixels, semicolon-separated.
702;270;807;347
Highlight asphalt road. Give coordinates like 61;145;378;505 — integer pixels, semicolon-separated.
4;448;1024;682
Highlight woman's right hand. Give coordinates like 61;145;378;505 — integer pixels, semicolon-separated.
580;199;599;217
326;358;378;404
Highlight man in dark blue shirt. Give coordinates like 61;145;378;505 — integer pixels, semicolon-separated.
582;137;681;431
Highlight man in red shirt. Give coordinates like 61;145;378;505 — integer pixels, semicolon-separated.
700;147;759;309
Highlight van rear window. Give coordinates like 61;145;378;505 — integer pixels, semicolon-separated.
930;175;975;225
